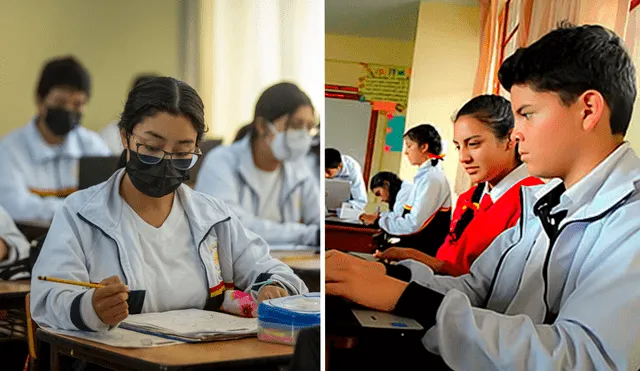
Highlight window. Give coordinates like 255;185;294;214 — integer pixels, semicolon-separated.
495;0;522;97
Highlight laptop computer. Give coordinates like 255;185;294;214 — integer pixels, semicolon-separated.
78;156;121;190
325;178;351;211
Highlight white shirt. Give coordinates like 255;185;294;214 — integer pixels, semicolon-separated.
482;163;530;203
122;194;208;313
255;166;283;222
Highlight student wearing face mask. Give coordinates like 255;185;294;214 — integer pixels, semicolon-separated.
0;56;110;224
30;77;306;332
195;82;320;250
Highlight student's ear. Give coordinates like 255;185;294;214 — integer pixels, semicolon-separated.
505;129;516;151
254;117;271;139
420;143;429;154
579;90;605;133
120;129;129;150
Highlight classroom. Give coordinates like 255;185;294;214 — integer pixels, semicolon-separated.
324;0;640;370
0;1;322;370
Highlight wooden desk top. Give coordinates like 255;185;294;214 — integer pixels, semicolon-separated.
39;330;294;369
271;250;320;271
0;280;30;295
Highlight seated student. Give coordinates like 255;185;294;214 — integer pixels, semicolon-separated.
100;73;159;154
376;95;543;276
326;24;640;370
195;82;320;250
360;124;452;256
0;56;110;224
324;148;367;210
368;171;413;219
30;77;306;331
0;205;31;280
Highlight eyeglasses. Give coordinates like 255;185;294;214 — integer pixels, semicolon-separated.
129;134;201;170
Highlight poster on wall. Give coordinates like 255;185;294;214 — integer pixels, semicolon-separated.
385;116;406;153
358;63;411;114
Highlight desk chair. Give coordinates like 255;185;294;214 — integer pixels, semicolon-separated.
25;293;38;371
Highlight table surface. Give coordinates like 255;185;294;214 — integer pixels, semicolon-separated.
39;329;294;369
0;279;30;295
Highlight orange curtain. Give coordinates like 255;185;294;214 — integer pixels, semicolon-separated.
519;0;631;46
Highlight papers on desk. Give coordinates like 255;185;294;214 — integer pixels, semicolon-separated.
121;309;258;342
42;309;258;348
43;327;183;348
325;216;364;225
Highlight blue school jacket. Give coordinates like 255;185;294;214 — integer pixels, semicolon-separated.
0;119;110;223
194;137;320;250
392;143;640;370
30;169;307;332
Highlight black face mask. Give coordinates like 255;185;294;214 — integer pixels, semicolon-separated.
44;107;81;136
125;150;190;198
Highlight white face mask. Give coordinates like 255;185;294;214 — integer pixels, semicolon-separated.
268;123;312;162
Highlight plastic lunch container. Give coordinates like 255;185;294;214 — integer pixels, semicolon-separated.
257;292;320;345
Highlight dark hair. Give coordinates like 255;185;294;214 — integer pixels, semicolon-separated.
450;183;486;243
36;56;91;99
250;82;313;141
403;124;443;166
455;94;520;163
325;148;342;169
116;76;207;167
498;22;637;136
370;171;403;210
233;124;253;143
131;73;160;90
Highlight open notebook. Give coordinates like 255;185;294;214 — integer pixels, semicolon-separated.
45;309;258;348
120;308;258;342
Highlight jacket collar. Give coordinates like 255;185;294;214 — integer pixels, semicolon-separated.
235;137;309;198
76;169;231;245
524;143;640;223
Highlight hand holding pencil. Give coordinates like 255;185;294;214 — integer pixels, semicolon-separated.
92;276;129;325
39;275;129;325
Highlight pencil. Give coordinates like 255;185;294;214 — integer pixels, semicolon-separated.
37;276;104;290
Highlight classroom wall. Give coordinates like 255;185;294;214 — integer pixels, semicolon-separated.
326;34;414;209
401;2;480;197
0;0;181;137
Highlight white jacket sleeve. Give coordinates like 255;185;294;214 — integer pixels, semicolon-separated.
346;158;368;210
395;209;640;370
0;148;64;223
30;205;108;332
0;206;30;268
215;205;308;297
378;175;445;235
195;150;318;246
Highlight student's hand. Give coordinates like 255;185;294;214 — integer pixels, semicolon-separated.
326;250;407;312
92;276;129;326
0;238;7;262
257;284;288;303
359;213;379;225
375;248;444;272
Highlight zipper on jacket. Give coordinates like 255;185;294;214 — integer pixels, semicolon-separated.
540;195;631;323
77;214;131;286
197;217;231;295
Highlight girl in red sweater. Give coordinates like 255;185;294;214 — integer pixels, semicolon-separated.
376;95;543;276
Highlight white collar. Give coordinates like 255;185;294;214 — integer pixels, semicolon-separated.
483;163;529;202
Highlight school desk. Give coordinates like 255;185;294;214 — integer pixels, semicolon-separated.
15;220;50;242
271;250;320;292
38;329;294;371
0;280;30;342
325;217;379;253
